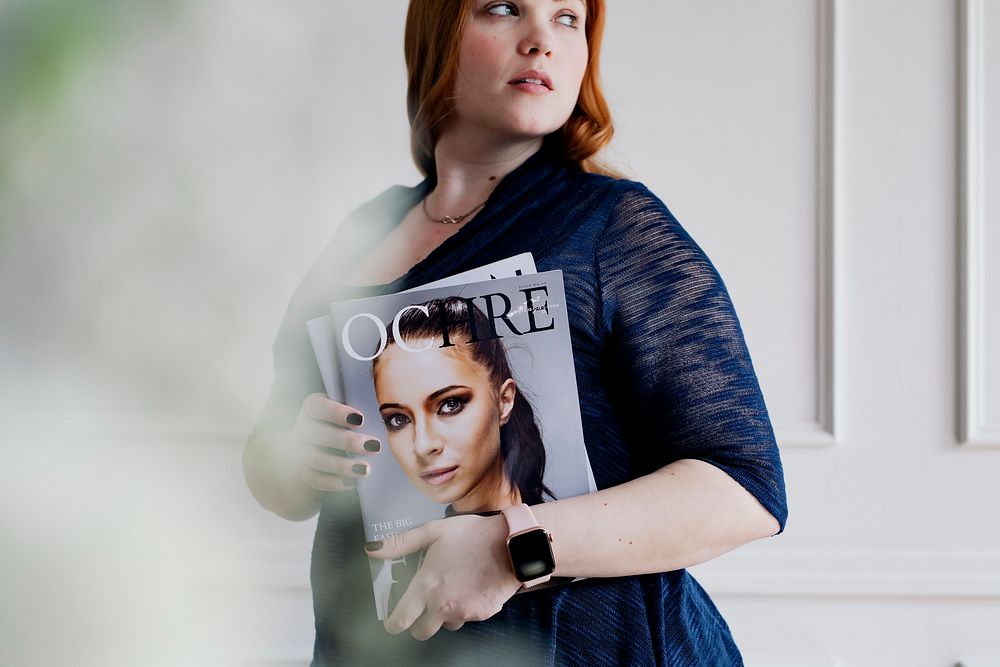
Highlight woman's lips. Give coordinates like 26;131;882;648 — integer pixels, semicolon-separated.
509;81;551;94
421;466;459;485
509;70;552;94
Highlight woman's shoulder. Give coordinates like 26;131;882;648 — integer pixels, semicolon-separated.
568;167;671;206
572;171;717;283
611;177;673;214
566;168;680;234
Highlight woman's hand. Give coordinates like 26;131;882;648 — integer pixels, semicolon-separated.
366;514;522;640
291;392;382;492
244;393;380;520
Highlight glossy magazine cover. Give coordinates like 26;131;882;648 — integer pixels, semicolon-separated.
325;270;596;620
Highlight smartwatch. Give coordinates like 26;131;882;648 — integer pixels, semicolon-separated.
501;503;556;589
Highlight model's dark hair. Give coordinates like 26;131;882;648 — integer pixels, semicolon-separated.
374;296;554;505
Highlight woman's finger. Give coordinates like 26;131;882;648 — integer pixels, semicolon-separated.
299;465;363;492
409;609;444;641
383;584;427;636
301;444;372;478
365;522;434;561
299;418;381;455
442;620;465;632
304;393;366;429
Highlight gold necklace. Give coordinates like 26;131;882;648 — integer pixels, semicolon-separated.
421;195;488;225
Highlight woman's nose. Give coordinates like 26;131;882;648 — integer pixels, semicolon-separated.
518;19;554;57
412;422;444;457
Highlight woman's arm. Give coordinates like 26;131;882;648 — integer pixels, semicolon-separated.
534;458;779;577
544;184;786;574
369;459;778;639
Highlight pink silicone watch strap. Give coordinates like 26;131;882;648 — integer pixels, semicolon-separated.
501;503;540;533
502;503;552;589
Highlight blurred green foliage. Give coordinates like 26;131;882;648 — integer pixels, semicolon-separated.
0;0;119;111
0;0;121;185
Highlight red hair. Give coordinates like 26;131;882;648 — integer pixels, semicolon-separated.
404;0;619;178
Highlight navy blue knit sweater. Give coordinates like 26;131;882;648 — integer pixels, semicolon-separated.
254;144;787;666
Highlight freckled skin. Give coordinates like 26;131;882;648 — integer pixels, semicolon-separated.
448;1;589;143
374;340;519;513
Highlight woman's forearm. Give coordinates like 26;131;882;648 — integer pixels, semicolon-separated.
531;459;780;578
243;429;323;521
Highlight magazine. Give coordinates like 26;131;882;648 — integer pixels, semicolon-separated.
312;264;597;620
306;253;538;404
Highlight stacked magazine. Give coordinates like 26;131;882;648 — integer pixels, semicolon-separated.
307;254;596;619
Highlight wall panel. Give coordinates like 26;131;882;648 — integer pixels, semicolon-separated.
960;0;1000;447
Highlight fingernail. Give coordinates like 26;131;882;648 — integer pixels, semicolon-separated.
363;439;381;453
343;478;358;488
351;463;368;475
346;412;363;426
364;540;383;551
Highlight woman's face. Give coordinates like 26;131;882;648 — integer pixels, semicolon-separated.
374;341;516;512
449;0;589;143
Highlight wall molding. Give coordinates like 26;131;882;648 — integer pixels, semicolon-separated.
244;540;1000;601
690;546;1000;599
958;0;1000;447
777;0;840;449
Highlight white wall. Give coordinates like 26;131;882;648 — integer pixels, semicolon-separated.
1;1;997;665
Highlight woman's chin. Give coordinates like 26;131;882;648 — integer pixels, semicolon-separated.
419;480;466;507
455;110;567;147
502;119;566;142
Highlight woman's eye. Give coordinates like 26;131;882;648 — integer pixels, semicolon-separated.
486;2;517;17
556;13;579;28
439;397;466;415
383;414;410;431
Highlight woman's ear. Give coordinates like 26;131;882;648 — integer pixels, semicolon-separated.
498;379;517;426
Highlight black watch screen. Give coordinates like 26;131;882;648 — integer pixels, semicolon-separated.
508;529;555;582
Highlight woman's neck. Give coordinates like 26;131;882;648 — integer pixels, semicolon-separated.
427;132;544;218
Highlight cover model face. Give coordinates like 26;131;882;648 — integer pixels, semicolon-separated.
374;338;519;513
448;0;589;144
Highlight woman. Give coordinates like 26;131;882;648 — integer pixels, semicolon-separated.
244;0;787;664
373;296;554;514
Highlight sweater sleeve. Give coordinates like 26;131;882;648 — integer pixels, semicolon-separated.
596;182;788;532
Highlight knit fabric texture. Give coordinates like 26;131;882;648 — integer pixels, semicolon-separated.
254;144;788;667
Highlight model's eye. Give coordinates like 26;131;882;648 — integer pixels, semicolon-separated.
486;2;517;17
382;413;410;432
556;12;579;28
438;396;466;415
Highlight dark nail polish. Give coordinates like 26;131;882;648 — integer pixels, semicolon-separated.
343;478;358;488
364;540;383;551
364;439;381;453
352;463;368;475
346;412;363;426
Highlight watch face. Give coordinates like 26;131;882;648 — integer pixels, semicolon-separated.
508;529;555;582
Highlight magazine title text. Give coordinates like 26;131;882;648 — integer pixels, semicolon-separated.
341;286;555;362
